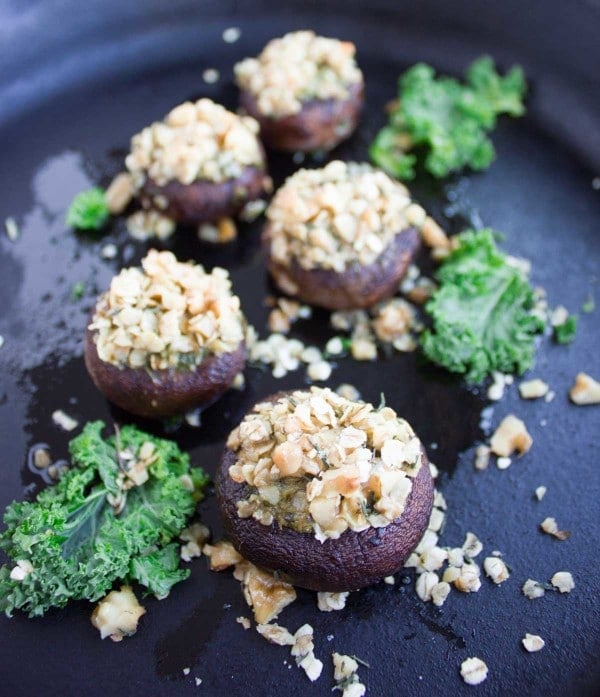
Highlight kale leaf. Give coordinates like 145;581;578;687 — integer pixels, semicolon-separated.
421;229;544;383
66;188;109;230
370;56;527;180
0;421;208;617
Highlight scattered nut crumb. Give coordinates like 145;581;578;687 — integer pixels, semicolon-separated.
551;571;574;593
462;532;483;558
489;414;532;457
4;217;19;241
52;409;78;432
317;591;349;612
332;653;366;696
101;243;118;260
33;448;51;469
383;576;395;585
474;444;490;470
569;372;600;405
487;372;508;401
416;571;439;601
336;383;361;401
460;657;488;686
496;456;511;470
232;372;245;390
522;633;545;652
519;378;549;400
91;586;145;642
222;27;241;43
540;517;571;541
483;556;510;584
550;305;569;327
233;560;297;624
105;172;134;214
180;523;210;561
307;360;332;382
430;581;451;607
522;579;546;599
202;540;243;571
236;616;251;630
256;622;295;646
202;68;220;84
183;667;191;675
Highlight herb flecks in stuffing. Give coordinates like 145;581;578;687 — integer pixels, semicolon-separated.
66;188;110;230
421;229;544;383
370;56;527;180
553;315;578;344
0;421;209;617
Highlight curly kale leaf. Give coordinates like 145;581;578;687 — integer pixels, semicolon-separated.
66;188;109;230
421;229;544;383
0;421;208;617
370;56;527;179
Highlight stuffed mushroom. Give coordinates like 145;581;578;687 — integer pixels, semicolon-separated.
85;249;246;418
263;160;421;310
217;387;434;591
235;31;364;152
124;98;271;227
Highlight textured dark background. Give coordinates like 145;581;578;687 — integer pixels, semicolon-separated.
0;1;599;696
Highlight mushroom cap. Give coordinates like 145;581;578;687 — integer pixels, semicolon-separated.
239;82;364;153
141;164;268;225
84;328;246;419
263;223;420;310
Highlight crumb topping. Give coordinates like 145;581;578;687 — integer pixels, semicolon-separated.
460;657;488;686
227;387;422;541
235;31;363;117
125;98;264;187
266;161;413;272
89;249;245;371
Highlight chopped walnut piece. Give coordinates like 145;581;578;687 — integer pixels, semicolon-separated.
474;444;491;471
126;210;175;241
496;456;511;470
52;409;78;432
336;383;361;401
540;517;571;541
332;653;366;696
519;378;549;400
462;532;483;558
522;579;546;599
291;623;315;657
522;634;545;652
451;563;481;593
234;560;297;624
91;586;145;642
236;616;251;630
483;556;510;584
551;571;575;593
416;571;439;601
420;216;451;249
105;172;134;215
180;523;210;562
297;652;323;682
569;372;600;405
534;486;547;501
489;415;532;457
431;581;451;607
420;546;448;571
317;591;349;612
256;622;295;646
202;540;243;571
460;657;488;686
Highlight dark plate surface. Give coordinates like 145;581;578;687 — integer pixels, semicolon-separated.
0;2;599;696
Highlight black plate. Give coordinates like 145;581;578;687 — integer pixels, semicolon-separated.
0;2;599;696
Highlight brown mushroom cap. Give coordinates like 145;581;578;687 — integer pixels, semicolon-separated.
239;83;364;153
84;327;246;419
216;394;434;591
263;223;420;310
140;165;269;225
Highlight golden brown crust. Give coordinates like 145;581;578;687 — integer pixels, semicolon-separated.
216;393;434;591
84;328;246;419
140;165;269;225
263;223;420;310
239;83;364;153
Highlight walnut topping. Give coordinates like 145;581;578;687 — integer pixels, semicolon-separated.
256;622;295;646
202;541;243;571
534;486;547;501
234;31;363;118
266;161;414;272
540;517;571;541
569;372;600;405
180;523;210;562
489;415;533;457
233;560;297;624
125;98;264;187
551;571;575;593
460;657;488;686
125;210;176;242
105;172;134;215
522;579;546;599
522;634;545;652
89;250;245;371
332;653;366;696
228;387;422;540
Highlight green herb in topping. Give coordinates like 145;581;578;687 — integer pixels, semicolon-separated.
0;421;208;617
553;315;578;344
71;281;85;301
66;188;110;230
421;228;544;383
370;56;527;180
